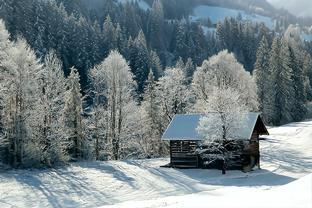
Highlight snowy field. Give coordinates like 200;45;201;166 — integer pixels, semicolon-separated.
191;5;275;29
0;120;312;208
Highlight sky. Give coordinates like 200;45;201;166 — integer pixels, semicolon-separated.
267;0;312;17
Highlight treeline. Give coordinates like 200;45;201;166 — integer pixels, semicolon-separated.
0;19;259;167
0;0;283;91
254;26;312;125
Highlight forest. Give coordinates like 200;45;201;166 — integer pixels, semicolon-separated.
0;0;312;168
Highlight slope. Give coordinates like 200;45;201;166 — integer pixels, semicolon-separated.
0;120;311;208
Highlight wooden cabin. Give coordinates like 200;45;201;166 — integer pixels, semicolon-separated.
161;113;269;171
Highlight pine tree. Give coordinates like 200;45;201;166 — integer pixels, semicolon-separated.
148;0;165;51
63;67;85;160
103;15;116;52
276;39;295;124
264;37;280;125
140;70;163;157
184;58;195;82
149;50;163;79
175;57;185;69
303;52;312;101
129;30;150;93
289;46;307;121
253;36;270;113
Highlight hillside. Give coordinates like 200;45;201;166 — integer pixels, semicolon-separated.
0;120;311;208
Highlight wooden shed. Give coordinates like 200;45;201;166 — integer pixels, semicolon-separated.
161;113;269;170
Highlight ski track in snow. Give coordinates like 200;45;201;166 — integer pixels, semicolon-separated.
0;120;311;208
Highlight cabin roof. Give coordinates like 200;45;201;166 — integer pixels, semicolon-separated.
161;113;269;141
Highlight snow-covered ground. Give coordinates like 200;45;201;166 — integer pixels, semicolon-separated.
191;5;275;29
0;120;311;208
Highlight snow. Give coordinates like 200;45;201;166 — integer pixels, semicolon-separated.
162;113;262;141
104;173;312;208
301;33;312;41
191;5;275;29
117;0;150;11
0;120;312;208
201;26;216;35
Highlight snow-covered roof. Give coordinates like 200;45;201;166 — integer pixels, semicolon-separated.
161;113;267;141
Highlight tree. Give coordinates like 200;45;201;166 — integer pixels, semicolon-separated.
63;67;85;160
91;50;137;160
139;70;163;157
0;37;41;167
128;30;150;93
148;0;165;51
36;51;68;165
103;15;116;52
149;50;163;79
192;50;258;112
197;87;248;174
157;67;190;126
253;36;270;113
275;39;295;124
263;37;280;125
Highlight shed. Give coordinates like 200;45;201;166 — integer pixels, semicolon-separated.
161;113;269;170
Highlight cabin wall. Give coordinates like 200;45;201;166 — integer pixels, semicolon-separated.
170;141;199;168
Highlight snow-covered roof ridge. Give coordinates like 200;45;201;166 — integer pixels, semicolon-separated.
161;112;266;141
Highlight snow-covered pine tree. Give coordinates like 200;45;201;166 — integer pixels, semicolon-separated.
149;50;163;79
103;15;116;52
303;52;312;101
63;67;85;161
148;0;165;52
131;30;150;93
276;39;295;124
263;37;280;125
139;69;163;157
289;46;307;121
253;36;270;113
175;57;185;69
184;58;195;83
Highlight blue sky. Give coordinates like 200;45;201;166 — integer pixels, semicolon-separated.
267;0;312;17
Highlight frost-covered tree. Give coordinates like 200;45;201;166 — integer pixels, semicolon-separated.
92;50;137;160
192;50;258;112
0;37;41;167
63;67;85;160
197;87;248;174
157;67;190;126
184;58;195;82
149;50;163;79
36;51;68;165
139;70;163;157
